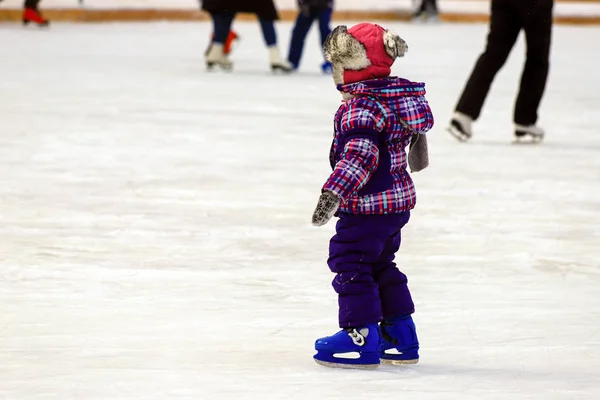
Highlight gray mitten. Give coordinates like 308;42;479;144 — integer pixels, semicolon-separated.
311;191;341;226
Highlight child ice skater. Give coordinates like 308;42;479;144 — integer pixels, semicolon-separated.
287;0;334;73
311;22;434;369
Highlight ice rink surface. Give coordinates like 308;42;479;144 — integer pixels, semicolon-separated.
1;20;599;400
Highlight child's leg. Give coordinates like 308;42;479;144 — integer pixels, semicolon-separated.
371;211;415;320
314;213;388;369
328;213;395;328
371;211;420;364
288;11;315;69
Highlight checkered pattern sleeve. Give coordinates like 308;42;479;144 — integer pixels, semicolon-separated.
400;95;434;134
322;137;380;203
340;99;386;138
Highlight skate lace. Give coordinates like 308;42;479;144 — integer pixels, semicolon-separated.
347;328;365;347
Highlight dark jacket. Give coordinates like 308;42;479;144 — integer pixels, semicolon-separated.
298;0;333;11
201;0;279;21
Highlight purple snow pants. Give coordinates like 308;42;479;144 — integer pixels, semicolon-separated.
328;211;415;328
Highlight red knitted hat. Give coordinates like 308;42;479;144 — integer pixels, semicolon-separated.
323;22;408;85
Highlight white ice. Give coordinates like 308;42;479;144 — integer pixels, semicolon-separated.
3;0;600;16
0;21;599;400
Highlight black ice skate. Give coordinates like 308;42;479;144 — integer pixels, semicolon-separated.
447;111;473;142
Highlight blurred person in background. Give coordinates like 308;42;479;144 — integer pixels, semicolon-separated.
412;0;439;23
287;0;334;73
448;0;554;142
0;0;48;26
23;0;48;26
201;0;293;72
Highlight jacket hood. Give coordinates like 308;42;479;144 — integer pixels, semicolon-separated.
338;76;431;173
338;77;426;102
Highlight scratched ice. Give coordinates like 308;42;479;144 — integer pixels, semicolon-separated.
0;21;599;400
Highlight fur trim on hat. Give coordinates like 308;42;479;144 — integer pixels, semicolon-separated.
323;25;371;84
323;25;371;70
323;23;409;85
382;30;408;59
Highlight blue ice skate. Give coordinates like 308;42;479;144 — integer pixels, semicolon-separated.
314;324;380;369
321;61;333;74
379;314;420;365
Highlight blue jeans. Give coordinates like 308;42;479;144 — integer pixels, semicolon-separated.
211;12;277;47
287;7;333;69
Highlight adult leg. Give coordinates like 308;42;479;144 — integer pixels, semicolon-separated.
206;11;235;69
258;17;277;47
317;7;333;72
318;7;333;47
212;11;236;44
514;0;553;126
455;0;522;120
287;11;315;69
415;0;426;16
426;0;439;15
24;0;39;8
259;17;293;72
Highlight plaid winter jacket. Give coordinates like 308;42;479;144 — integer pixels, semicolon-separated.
322;77;434;215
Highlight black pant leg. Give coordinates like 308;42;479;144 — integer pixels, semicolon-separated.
455;0;522;120
212;12;236;44
514;0;554;125
24;0;40;9
426;0;438;13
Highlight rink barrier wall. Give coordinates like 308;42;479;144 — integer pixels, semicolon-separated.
1;8;600;25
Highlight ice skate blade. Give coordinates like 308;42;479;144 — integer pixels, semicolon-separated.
206;62;233;72
514;129;544;143
381;358;419;365
447;126;470;142
314;359;379;370
271;65;293;74
513;135;543;145
23;20;50;28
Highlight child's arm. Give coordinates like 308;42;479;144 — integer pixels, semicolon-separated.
311;100;385;226
326;101;385;191
312;135;379;226
322;136;379;202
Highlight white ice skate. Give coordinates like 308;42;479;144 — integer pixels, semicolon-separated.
206;43;233;71
268;46;293;73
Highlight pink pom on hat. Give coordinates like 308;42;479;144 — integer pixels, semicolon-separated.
323;22;408;85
